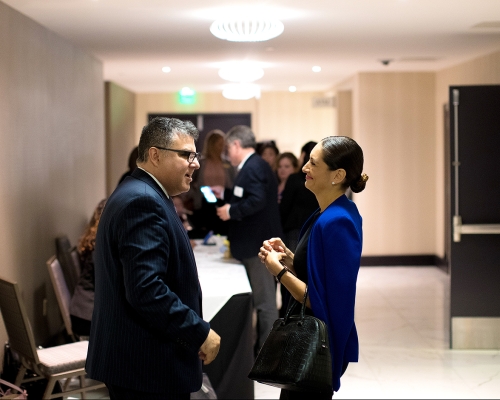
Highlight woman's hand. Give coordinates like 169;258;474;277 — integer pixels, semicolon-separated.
261;248;286;277
259;237;294;269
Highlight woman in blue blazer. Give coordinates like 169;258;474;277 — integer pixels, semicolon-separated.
259;136;368;399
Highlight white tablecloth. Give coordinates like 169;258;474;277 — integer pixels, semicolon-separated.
194;240;252;321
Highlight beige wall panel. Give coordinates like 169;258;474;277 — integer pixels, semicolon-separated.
352;72;436;255
337;90;353;137
105;82;136;195
135;91;336;157
434;50;500;258
0;2;105;347
257;92;336;156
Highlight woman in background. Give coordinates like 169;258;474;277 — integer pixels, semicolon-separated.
278;142;318;317
276;152;298;204
259;136;368;398
69;198;106;337
190;129;235;236
279;141;318;252
257;141;280;172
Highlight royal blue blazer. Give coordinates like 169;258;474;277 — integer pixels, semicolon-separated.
86;168;210;393
305;194;362;392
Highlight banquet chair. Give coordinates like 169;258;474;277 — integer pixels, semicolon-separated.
69;246;81;279
55;235;78;295
46;255;77;341
0;277;105;399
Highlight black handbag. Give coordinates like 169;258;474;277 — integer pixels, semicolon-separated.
248;287;332;393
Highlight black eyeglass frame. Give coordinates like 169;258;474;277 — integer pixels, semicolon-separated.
153;146;201;163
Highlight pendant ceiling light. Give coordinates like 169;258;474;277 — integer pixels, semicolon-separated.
210;16;284;42
222;83;261;100
218;63;264;83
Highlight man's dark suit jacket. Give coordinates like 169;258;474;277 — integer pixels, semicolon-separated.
86;168;210;394
227;153;283;260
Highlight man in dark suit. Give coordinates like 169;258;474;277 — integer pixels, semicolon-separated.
86;117;220;400
216;125;282;351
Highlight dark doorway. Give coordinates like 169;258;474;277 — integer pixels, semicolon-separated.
148;113;251;152
448;85;500;348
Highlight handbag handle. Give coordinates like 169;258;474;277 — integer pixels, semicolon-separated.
282;286;309;323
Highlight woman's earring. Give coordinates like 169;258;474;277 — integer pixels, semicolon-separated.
332;181;335;185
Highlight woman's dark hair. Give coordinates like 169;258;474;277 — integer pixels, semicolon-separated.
202;129;225;160
256;141;279;156
300;141;317;169
321;136;368;193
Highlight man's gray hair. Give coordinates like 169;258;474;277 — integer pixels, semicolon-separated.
225;125;256;149
137;117;199;163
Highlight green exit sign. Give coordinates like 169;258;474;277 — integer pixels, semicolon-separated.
178;87;196;105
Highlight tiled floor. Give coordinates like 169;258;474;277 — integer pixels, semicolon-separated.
255;267;500;399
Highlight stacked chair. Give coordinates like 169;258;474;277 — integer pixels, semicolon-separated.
0;277;105;399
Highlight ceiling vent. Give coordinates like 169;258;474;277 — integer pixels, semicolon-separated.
398;57;440;62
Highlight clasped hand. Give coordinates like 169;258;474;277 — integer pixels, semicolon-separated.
259;237;291;276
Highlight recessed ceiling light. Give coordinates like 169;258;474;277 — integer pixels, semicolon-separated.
289;86;297;92
210;17;284;42
219;63;264;82
312;66;321;73
162;66;171;73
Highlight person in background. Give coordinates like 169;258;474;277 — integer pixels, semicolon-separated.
276;152;298;204
215;125;282;354
87;117;220;400
278;141;318;317
279;141;318;251
190;129;235;236
257;140;280;172
172;195;194;233
259;136;368;399
69;198;107;338
117;146;139;185
172;195;197;250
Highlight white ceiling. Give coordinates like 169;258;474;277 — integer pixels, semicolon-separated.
4;0;500;93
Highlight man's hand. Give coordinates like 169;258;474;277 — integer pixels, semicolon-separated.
199;329;221;365
210;185;224;199
216;204;231;221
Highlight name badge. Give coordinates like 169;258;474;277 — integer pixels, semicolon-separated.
234;186;244;197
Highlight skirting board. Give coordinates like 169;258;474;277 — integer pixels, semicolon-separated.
361;255;447;271
452;317;500;349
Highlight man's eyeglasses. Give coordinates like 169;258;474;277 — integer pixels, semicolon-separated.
153;146;201;163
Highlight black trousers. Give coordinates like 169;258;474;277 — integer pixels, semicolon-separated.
106;383;189;400
280;388;333;399
279;362;349;399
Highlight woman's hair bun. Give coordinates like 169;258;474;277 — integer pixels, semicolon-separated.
350;173;368;193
